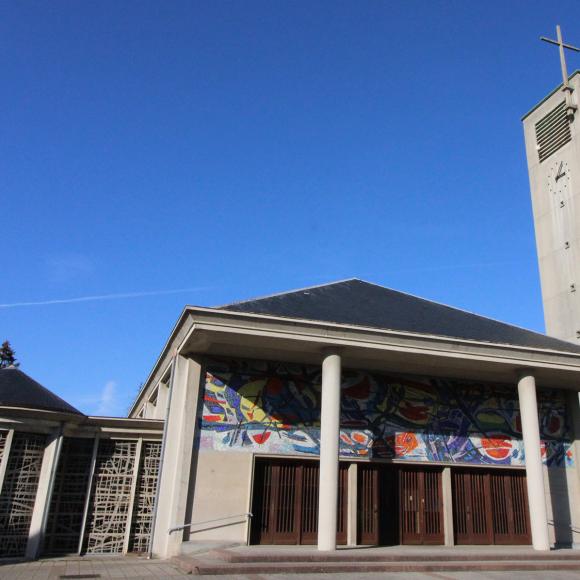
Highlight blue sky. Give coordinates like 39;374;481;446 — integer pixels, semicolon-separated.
2;1;580;416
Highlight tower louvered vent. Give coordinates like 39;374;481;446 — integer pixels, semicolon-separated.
535;101;572;162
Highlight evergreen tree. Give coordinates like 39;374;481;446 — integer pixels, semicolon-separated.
0;341;19;369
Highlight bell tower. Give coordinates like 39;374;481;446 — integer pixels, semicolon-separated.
523;26;580;343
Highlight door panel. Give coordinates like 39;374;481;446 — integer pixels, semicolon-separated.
422;469;443;544
453;469;530;546
358;465;379;545
400;469;421;544
251;459;348;545
452;470;492;544
399;468;443;545
336;464;348;545
272;462;299;544
357;464;398;546
509;473;529;541
299;462;318;544
490;471;530;545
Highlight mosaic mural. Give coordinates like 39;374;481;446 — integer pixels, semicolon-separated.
200;359;575;468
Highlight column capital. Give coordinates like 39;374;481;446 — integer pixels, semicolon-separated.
516;368;536;382
321;346;343;358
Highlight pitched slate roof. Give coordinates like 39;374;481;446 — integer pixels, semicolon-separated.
0;367;84;415
221;278;580;354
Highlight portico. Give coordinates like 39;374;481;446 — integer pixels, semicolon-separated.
314;362;556;552
129;279;580;558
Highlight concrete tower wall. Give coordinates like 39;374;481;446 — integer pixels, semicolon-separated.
523;73;580;343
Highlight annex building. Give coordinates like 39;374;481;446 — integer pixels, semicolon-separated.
0;367;163;559
1;279;580;560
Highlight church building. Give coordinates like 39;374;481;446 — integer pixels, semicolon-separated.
1;37;580;564
2;275;579;560
130;279;580;557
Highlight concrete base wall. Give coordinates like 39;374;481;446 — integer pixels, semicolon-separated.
185;451;253;544
183;454;580;551
545;464;580;547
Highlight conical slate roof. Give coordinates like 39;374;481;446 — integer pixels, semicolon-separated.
221;278;580;354
0;366;83;415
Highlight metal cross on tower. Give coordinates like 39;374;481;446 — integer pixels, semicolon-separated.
541;25;580;118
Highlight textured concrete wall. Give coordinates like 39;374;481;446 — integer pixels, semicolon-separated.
523;74;580;344
185;450;253;544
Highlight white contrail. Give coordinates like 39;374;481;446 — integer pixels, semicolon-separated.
0;287;210;309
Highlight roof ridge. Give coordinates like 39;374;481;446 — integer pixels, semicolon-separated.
214;278;361;308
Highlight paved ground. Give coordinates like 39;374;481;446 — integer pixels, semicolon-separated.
0;556;186;580
1;556;580;580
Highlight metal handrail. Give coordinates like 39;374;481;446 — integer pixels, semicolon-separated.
169;512;253;534
548;519;580;533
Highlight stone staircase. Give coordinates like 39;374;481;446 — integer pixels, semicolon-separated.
173;545;580;575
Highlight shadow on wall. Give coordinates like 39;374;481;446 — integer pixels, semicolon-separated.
548;465;575;547
183;368;208;543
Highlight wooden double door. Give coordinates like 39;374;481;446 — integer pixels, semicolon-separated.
399;467;444;545
452;469;530;545
251;460;529;547
251;459;348;545
358;464;444;545
252;461;444;546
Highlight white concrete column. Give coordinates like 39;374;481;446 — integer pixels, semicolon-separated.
442;467;454;546
26;431;64;559
151;354;203;558
347;463;358;546
317;351;341;551
517;372;550;550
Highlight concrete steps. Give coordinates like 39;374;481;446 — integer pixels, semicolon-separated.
173;547;580;575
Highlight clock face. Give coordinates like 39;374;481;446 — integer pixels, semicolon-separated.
548;159;571;198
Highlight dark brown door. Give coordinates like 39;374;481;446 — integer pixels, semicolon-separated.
357;464;398;546
452;470;493;544
272;461;299;544
336;463;348;545
399;467;443;545
452;469;530;545
251;459;348;545
299;461;319;544
400;468;421;544
358;464;379;545
490;471;531;545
